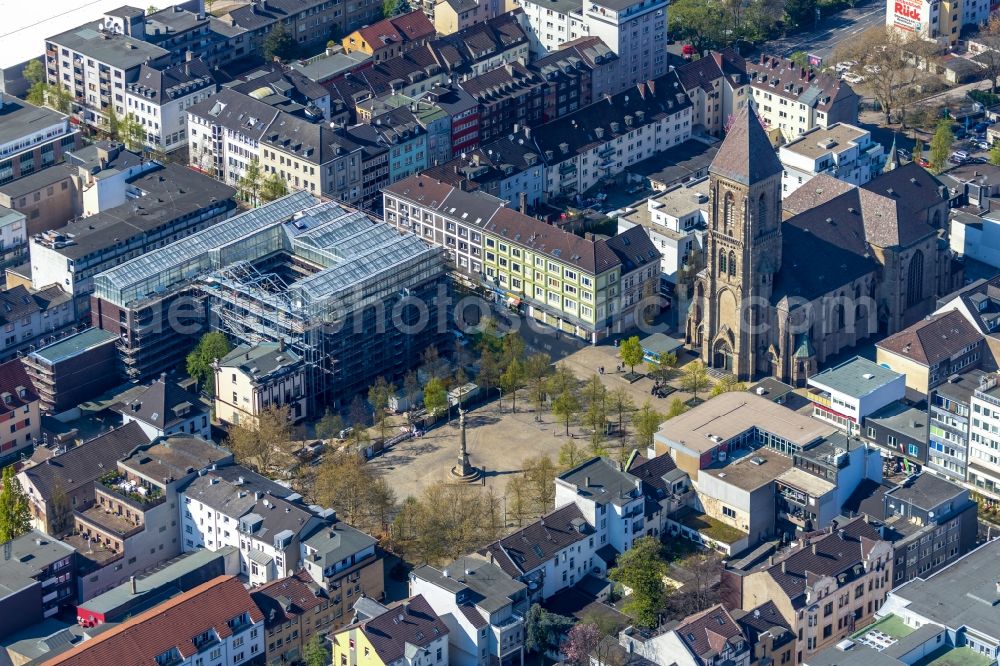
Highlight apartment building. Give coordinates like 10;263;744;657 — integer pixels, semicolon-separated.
620;605;750;666
186;88;282;186
517;0;666;92
20;327;120;414
112;373;212;440
876;310;984;395
45;8;172;131
18;421;151;536
0;530;76;640
214;343;307;426
927;370;987;481
373;106;429;183
410;557;529;666
723;518;894;664
0;284;76;364
30;162;235;314
332;595;450;666
0;358;41;463
68;435;231;601
806;357;906;435
886;0;989;46
252;570;339;665
779;124;886;195
459;63;546;144
675;49;750;137
483;213;661;341
46;576;265;666
433;0;500;34
420;138;545;210
124;55;217;153
747;55;859;143
0;95;80;187
968;372;1000;500
933;275;1000;369
341;10;436;63
618;177;710;286
530;38;616;121
517;72;693;200
259;113;366;202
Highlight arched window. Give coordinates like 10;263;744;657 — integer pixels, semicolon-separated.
723;191;735;235
907;250;925;307
728;251;737;276
757;193;767;233
932;209;942;228
834;304;845;331
719;249;727;275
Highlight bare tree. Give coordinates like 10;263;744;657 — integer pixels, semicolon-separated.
975;16;1000;92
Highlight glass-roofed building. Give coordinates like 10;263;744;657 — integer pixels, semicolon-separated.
90;191;449;411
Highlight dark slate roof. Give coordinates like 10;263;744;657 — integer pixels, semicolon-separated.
753;518;884;609
251;570;327;627
20;421;150;499
458;604;488;629
187;88;281;141
354;595;448;664
781;174;855;217
709;104;782;186
885;473;966;511
420;137;540;190
480;503;589;576
126;58;215;106
734;600;790;635
876;310;983;366
0;285;43;325
771;223;877;303
218;344;303;380
676;48;746;93
841;478;890;519
112;374;206;430
0;359;37;416
601;225;662;275
626;453;680;497
747;54;857;113
674;605;745;659
937;274;1000;336
225;63;330;111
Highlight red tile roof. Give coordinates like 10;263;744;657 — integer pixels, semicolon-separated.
876;310;983;366
355;10;435;51
43;576;263;666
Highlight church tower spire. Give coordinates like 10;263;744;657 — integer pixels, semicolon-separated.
687;105;783;379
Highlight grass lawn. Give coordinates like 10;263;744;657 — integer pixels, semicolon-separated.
919;647;995;666
853;614;915;641
679;511;747;544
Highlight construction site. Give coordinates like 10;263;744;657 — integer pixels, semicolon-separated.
90;191;450;413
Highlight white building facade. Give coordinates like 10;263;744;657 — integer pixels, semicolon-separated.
779;123;886;195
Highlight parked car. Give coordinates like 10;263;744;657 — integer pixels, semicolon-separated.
842;72;865;84
918;157;930;167
975;139;991;151
952;150;970;161
975;121;990;133
897;148;911;161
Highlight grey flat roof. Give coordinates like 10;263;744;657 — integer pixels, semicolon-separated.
30;327;117;364
809;356;902;398
0;164;75;199
0;530;75;596
891;540;1000;636
290;50;371;83
0;98;70;150
47;23;169;69
864;402;927;442
701;450;794;492
885;473;965;511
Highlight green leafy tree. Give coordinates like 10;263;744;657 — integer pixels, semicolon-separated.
260;172;289;202
784;0;817;28
185;331;231;394
107;104;120;140
119;113;145;152
710;374;747;397
263;22;297;61
558;439;583;469
524;604;574;658
681;361;709;401
500;357;526;413
666;398;688;419
303;632;329;666
23;60;44;86
550;374;581;437
524;352;552;420
609;536;669;629
423;376;448;417
238;159;263;207
929;119;954;174
315;408;345;441
368;376;396;442
0;466;31;543
789;51;810;68
668;0;727;52
633;400;665;451
648;352;677;385
478;347;501;407
913;138;924;164
147;5;159;13
990;141;1000;167
619;336;644;375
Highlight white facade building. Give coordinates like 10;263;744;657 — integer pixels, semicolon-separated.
807;356;906;435
125;57;217;153
887;0;989;46
779;123;886;195
969;374;1000;500
186;89;279;186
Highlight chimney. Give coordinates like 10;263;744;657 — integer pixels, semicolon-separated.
279;338;285;352
780;561;787;573
584;476;590;487
519;191;527;214
524;126;531;139
130;576;137;594
811;543;818;555
186;50;194;62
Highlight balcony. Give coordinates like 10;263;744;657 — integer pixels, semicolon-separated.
808;388;832;408
494;612;524;629
97;471;165;509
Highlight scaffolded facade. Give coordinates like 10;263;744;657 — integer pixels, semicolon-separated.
93;192;449;412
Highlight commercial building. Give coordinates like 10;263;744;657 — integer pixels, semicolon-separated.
0;530;76;640
252;570;340;664
45;576;265;666
747;55;860;143
332;595;450;666
18;421;151;536
21;327;120;414
124;56;218;153
30;160;236;316
886;0;989;46
0;95;80;187
779;124;886;195
214;343;306;426
927;369;986;481
806;357;906;435
877;309;985;395
934;275;1000;370
861;402;929;473
516;0;667;92
410;557;529;666
92;192;449;405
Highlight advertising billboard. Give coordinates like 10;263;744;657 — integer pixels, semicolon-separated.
892;0;923;33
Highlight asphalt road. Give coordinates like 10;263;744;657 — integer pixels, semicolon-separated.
758;0;888;60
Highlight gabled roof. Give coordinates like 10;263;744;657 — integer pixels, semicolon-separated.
747;54;856;113
674;605;745;660
0;359;38;415
126;57;215;106
479;503;589;576
20;421;150;500
876;310;983;366
112;374;205;430
353;10;435;50
675;48;746;94
42;576;263;666
709;105;782;186
252;570;327;627
344;595;448;664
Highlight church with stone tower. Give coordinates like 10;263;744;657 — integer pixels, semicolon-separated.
686;107;963;384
